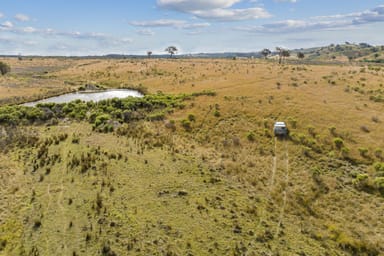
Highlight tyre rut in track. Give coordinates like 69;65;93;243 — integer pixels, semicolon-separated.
257;137;290;240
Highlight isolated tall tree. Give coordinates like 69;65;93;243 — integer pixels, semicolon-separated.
147;51;152;58
276;47;290;64
276;47;283;64
282;50;290;60
165;46;178;58
297;52;305;60
0;61;10;75
261;48;271;59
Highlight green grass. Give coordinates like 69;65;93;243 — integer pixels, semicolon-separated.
1;57;384;255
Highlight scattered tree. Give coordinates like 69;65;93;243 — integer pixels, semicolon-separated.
282;49;290;60
165;46;178;58
276;47;283;64
0;61;10;75
261;48;271;59
147;51;152;58
297;52;305;59
276;47;290;64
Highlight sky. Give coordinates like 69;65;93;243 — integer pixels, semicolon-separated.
0;0;384;55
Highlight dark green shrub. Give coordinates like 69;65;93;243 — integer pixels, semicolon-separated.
246;131;256;142
374;149;383;160
375;177;384;195
358;147;369;158
333;138;344;149
352;173;371;191
94;114;111;127
0;61;10;75
188;114;196;122
341;147;350;158
307;125;316;137
373;162;384;177
181;119;191;131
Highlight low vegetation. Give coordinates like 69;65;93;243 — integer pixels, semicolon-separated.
0;56;383;255
0;61;10;75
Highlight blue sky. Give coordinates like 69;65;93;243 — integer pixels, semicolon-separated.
0;0;384;55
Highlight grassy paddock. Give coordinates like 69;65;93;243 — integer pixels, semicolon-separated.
1;57;384;255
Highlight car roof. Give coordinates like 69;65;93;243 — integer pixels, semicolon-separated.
274;122;286;127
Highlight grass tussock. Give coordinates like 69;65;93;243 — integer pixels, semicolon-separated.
0;57;384;255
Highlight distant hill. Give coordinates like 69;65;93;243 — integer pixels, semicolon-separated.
2;43;383;62
103;43;384;62
291;42;384;63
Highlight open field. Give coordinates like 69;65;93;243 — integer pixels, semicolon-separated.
1;57;384;255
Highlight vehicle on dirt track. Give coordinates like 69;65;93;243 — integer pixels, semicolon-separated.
273;121;289;137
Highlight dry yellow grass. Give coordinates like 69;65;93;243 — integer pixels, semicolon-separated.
1;57;384;255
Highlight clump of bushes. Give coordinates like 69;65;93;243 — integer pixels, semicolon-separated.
188;114;196;122
181;119;191;131
374;148;383;160
246;131;256;142
375;177;384;195
352;162;384;196
0;91;216;133
358;147;369;158
0;61;10;75
333;138;344;149
373;162;384;176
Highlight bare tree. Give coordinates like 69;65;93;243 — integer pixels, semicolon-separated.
261;48;271;59
165;46;178;58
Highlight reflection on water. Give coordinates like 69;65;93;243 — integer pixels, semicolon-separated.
23;89;143;107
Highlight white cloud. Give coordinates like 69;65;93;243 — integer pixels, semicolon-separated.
157;0;271;21
44;28;55;35
192;7;271;21
131;19;186;27
353;5;384;24
120;38;133;43
0;13;4;19
23;26;37;33
15;14;30;22
275;0;297;3
130;19;210;29
181;22;211;29
137;29;155;36
157;0;241;12
237;5;384;33
186;30;205;35
1;21;13;29
0;21;134;52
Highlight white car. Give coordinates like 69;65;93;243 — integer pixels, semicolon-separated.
273;122;289;136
